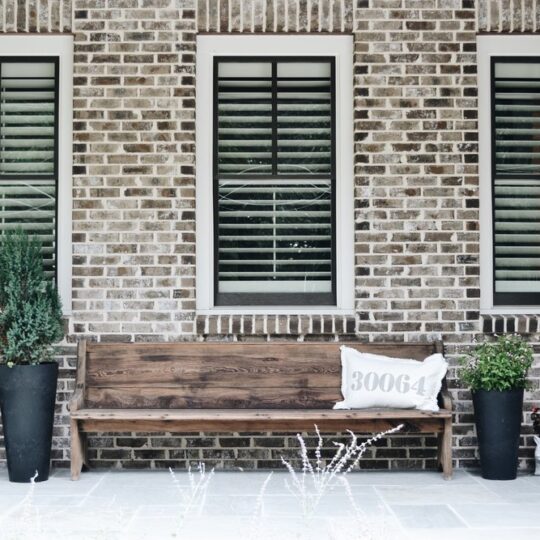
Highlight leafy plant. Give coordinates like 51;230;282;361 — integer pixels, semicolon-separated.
0;230;64;365
459;335;534;392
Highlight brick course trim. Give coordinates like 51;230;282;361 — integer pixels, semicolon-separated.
481;314;540;335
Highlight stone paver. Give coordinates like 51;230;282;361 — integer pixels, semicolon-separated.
0;469;538;539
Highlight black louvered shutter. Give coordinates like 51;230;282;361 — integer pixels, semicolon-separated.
215;58;335;305
0;59;58;277
493;59;540;304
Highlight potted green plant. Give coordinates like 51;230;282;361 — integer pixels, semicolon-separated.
0;230;64;482
460;335;533;480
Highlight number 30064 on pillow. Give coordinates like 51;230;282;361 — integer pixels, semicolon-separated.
334;346;448;412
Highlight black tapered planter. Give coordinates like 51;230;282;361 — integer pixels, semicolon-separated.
0;363;58;483
472;388;524;480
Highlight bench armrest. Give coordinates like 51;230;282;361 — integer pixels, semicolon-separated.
69;340;87;413
439;387;453;412
68;386;85;413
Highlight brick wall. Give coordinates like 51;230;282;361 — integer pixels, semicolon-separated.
71;0;197;341
0;0;539;472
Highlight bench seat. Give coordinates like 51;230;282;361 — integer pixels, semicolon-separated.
69;340;453;480
71;407;452;433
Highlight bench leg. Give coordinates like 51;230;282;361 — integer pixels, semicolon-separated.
71;419;86;481
438;419;453;480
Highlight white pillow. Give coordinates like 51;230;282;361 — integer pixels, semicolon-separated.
334;346;448;412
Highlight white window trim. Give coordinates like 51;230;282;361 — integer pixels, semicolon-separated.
195;35;354;315
0;35;73;314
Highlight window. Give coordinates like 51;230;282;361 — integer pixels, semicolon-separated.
214;57;335;306
0;58;59;276
196;36;353;313
491;58;540;306
479;36;540;311
0;36;73;312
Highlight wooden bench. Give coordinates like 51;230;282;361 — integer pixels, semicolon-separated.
69;340;453;480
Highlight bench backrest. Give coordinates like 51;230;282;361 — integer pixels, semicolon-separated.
80;340;443;409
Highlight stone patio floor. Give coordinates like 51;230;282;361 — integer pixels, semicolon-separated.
0;468;539;539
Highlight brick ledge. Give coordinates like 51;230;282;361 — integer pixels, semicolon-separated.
480;314;540;334
195;314;357;336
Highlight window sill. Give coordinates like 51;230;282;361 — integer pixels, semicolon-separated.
480;308;540;316
480;312;540;334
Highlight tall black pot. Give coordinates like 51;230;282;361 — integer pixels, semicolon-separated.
472;388;524;480
0;363;58;483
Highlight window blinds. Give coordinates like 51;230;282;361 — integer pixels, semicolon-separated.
215;58;335;305
0;59;58;276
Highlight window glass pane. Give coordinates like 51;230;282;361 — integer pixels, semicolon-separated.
0;59;58;277
277;62;331;78
0;180;56;276
218;62;271;78
2;62;55;78
0;60;57;177
217;179;332;295
493;59;540;300
217;61;272;176
494;62;540;177
277;61;333;175
214;57;335;305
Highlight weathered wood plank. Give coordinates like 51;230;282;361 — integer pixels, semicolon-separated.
74;408;449;433
78;418;446;433
86;342;434;362
71;408;452;421
86;360;341;387
440;418;453;480
70;419;87;481
86;386;343;409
